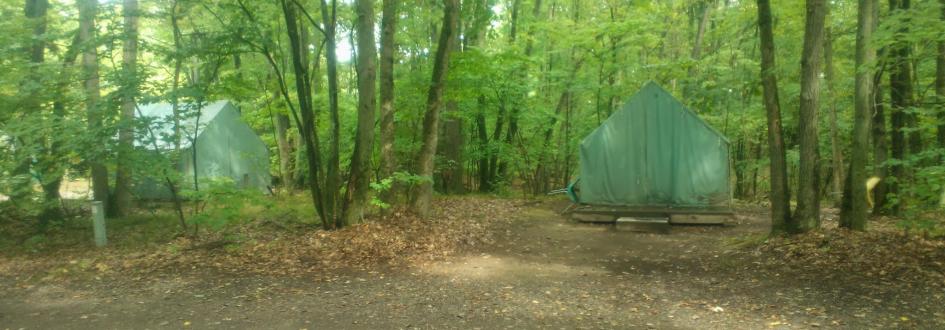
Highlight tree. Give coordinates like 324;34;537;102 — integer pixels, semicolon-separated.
689;0;713;78
319;0;342;227
756;0;793;234
937;0;945;147
794;0;827;232
112;0;140;217
872;50;890;214
278;0;327;228
413;0;460;217
10;0;49;204
273;101;294;189
77;0;110;213
22;0;64;226
887;0;913;215
824;6;844;206
840;0;877;231
343;0;378;224
378;0;398;201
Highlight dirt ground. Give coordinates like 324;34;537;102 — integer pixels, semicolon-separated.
1;201;943;329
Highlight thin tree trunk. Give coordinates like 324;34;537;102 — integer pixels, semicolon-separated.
281;0;328;228
487;101;506;189
794;0;826;232
25;0;56;225
499;0;541;181
476;106;491;192
689;0;712;76
170;0;183;153
412;0;459;217
824;16;844;207
840;0;876;231
900;1;922;159
343;0;378;224
756;0;793;234
378;0;398;201
78;0;110;212
872;70;890;214
937;0;945;147
319;0;341;227
41;1;75;228
274;110;293;188
438;16;466;194
11;0;49;204
439;109;465;193
42;32;82;227
112;0;139;217
888;0;912;215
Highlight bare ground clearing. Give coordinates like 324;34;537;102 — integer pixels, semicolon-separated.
1;199;943;329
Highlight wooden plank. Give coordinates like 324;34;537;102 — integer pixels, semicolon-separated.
572;213;616;223
669;213;730;225
572;205;734;217
615;217;670;233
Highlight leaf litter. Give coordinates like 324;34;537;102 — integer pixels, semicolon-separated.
0;196;521;279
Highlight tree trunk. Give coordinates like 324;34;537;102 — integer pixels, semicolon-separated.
476;107;491;192
794;0;826;232
439;109;465;193
11;0;49;204
41;32;83;227
343;0;378;224
824;15;844;207
24;0;56;225
438;11;466;195
872;70;890;214
937;0;945;148
412;0;459;217
689;0;712;77
112;0;139;218
78;0;110;212
378;0;398;200
319;0;341;227
170;0;184;153
488;101;506;188
888;0;912;215
499;0;541;182
840;0;876;231
282;0;328;228
756;0;793;234
900;1;922;159
274;110;293;188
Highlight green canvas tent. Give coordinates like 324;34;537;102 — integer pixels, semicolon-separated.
575;82;731;209
135;100;271;198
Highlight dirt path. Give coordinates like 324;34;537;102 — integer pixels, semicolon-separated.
1;203;942;329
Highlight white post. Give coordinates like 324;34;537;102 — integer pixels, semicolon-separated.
91;201;107;247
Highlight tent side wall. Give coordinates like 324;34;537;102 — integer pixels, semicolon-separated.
577;83;731;208
184;104;271;192
215;104;271;191
135;101;271;199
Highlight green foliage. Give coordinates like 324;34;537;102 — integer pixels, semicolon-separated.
181;178;272;231
370;171;430;209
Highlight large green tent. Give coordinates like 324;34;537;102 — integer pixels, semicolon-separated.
575;82;731;208
135;100;271;198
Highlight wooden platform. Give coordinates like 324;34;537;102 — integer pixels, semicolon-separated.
570;204;733;225
615;217;671;233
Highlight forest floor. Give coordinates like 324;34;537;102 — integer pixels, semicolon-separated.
1;197;944;329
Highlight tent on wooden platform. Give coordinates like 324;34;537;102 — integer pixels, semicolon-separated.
571;81;732;212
